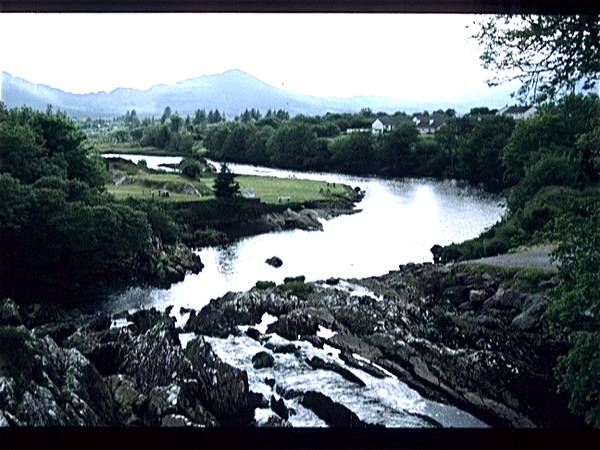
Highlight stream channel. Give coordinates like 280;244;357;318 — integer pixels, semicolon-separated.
103;155;506;428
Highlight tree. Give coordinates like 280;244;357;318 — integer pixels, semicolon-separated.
546;201;600;427
474;15;600;103
213;162;240;200
376;122;419;177
161;106;172;124
194;109;207;125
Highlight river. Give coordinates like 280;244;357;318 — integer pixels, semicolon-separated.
103;155;505;428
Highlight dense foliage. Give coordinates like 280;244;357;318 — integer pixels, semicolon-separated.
474;15;600;103
202;108;515;191
548;202;600;427
0;105;153;302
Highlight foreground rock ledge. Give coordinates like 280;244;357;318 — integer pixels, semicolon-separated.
0;260;584;427
0;306;258;427
185;262;583;428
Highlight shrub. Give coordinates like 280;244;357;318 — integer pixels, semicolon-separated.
255;281;276;290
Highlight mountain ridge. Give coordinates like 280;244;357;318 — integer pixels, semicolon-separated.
1;69;516;118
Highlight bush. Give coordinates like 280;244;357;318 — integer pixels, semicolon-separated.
0;326;36;380
278;276;313;299
180;158;203;179
255;281;276;290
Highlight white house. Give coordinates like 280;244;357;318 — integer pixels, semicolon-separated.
412;115;447;134
497;105;537;120
371;116;406;134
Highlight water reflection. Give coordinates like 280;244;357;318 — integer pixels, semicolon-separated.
106;159;505;316
215;242;242;276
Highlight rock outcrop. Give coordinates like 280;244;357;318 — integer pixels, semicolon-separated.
0;305;258;427
185;263;582;428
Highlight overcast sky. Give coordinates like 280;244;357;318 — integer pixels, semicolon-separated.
0;13;516;102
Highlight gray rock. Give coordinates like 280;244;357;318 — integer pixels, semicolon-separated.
266;256;283;268
339;351;387;379
252;351;275;369
442;286;471;305
146;384;179;425
182;183;201;196
245;327;261;341
161;413;196;427
538;276;559;291
0;299;21;326
185;290;299;338
512;296;546;332
185;337;254;426
261;415;292;427
267;310;318;340
270;395;289;420
469;289;488;306
306;356;366;387
105;374;146;425
301;391;367;427
485;288;527;311
119;322;194;395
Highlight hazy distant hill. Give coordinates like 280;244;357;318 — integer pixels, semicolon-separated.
1;69;516;118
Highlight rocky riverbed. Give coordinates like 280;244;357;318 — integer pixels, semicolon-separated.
0;259;583;428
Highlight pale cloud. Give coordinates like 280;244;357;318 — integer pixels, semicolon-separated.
0;13;495;101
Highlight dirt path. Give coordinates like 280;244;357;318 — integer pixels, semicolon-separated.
464;244;559;271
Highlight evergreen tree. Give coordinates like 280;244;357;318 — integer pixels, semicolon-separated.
213;162;240;199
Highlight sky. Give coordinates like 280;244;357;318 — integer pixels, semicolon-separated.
0;13;517;103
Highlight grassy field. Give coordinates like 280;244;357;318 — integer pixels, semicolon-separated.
237;175;351;203
106;172;352;204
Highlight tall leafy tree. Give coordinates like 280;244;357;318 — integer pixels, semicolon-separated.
474;15;600;103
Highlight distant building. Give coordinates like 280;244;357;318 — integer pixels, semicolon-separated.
371;116;406;134
346;128;371;134
497;105;537;120
411;115;447;134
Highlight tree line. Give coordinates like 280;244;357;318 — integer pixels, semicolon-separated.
202;107;514;192
0;104;153;301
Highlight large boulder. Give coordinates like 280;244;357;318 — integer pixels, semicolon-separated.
267;310;317;340
306;356;366;387
105;374;146;426
119;322;194;395
301;391;367;427
185;337;254;426
252;351;275;369
0;299;21;326
265;256;283;268
511;295;546;332
483;288;527;311
186;290;301;338
1;331;115;426
442;286;471;305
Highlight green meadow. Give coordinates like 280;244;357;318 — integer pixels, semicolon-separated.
107;171;353;204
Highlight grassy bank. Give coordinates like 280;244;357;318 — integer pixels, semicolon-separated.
106;162;353;205
236;175;352;204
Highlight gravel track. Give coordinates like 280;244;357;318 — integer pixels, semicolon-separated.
464;244;559;270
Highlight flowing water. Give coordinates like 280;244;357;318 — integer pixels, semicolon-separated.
103;155;505;427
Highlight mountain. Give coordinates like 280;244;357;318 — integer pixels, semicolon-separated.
1;69;517;118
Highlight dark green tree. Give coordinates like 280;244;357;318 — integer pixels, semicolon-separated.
376;122;419;176
213;162;240;199
161;106;172;124
474;15;600;103
194;108;207;125
547;201;600;427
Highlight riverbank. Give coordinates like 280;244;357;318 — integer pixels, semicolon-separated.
183;261;581;428
0;259;583;428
